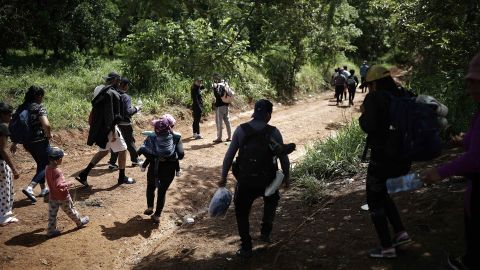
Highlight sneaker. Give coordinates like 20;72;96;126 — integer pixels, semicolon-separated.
47;229;61;238
22;186;37;203
75;175;89;187
194;134;203;140
175;170;182;177
368;247;397;259
235;248;253;258
108;162;119;170
393;231;412;247
144;208;154;215
131;159;144;167
0;216;19;226
39;188;49;197
447;256;469;270
260;234;273;244
213;139;222;143
151;215;160;224
118;177;136;185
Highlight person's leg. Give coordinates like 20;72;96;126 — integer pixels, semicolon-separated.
108;150;118;166
119;125;139;163
146;167;156;211
0;162;13;222
234;183;257;251
47;200;60;234
222;106;232;140
261;190;280;238
215;107;223;141
192;109;201;136
24;140;50;186
153;162;176;217
76;150;109;186
60;198;83;226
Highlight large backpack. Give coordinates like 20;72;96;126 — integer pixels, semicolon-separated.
347;76;356;88
220;83;235;104
385;90;442;162
9;106;31;144
233;124;277;187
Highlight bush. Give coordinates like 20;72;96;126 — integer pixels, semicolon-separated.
292;120;365;181
295;174;327;205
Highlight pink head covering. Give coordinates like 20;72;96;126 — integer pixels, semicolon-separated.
163;113;176;128
151;114;176;134
466;53;480;80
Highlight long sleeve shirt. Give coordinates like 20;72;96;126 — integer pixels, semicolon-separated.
118;91;138;125
438;110;480;178
191;84;205;112
45;165;70;200
221;119;290;180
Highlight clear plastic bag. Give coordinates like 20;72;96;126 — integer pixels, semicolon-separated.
208;187;232;217
264;170;284;196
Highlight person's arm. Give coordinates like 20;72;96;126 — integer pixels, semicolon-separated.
124;94;138;117
359;93;380;135
38;116;52;140
219;127;241;187
272;129;290;187
0;135;19;179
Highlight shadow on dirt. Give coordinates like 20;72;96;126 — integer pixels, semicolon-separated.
5;227;80;247
100;215;159;240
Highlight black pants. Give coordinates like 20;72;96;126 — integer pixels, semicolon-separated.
109;125;139;164
146;161;176;216
234;183;280;250
192;109;202;135
464;179;480;269
348;86;356;104
335;85;345;103
366;163;406;248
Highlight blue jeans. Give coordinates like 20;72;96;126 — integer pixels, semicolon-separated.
23;140;50;185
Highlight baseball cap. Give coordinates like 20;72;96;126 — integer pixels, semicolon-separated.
103;72;120;81
466;53;480;80
251;99;273;120
120;77;133;86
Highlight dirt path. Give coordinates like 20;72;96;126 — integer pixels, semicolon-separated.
0;89;465;270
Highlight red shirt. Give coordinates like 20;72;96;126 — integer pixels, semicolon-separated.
45;165;69;200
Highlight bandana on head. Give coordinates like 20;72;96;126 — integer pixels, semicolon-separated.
151;114;176;134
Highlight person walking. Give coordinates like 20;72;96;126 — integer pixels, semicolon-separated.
212;74;232;143
422;53;480;270
347;69;359;106
334;69;348;106
360;61;369;93
218;99;291;258
10;86;52;203
45;147;89;237
138;115;184;223
191;77;205;139
107;77;143;169
75;72;135;186
0;102;20;225
359;65;413;258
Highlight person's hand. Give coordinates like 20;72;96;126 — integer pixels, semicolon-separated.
10;143;17;154
218;177;227;187
421;168;442;185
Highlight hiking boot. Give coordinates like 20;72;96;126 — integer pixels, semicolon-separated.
393;231;412;247
118;177;136;185
47;229;61;238
108;162;119;170
260;234;273;244
235;248;253;258
368;247;397;259
39;188;49;197
447;256;469;270
75;174;89;187
131;159;144;167
144;208;154;215
78;216;89;228
22;186;37;203
151;215;160;224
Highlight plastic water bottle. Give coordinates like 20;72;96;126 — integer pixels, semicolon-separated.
386;173;423;194
136;98;143;114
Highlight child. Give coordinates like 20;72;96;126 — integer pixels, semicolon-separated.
138;115;184;223
0;102;20;226
46;147;89;237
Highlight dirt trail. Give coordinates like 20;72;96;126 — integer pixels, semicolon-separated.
0;89;465;270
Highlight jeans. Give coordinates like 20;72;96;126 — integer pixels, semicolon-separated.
366;162;406;248
109;125;139;164
23;139;50;184
146;161;176;216
215;105;231;140
234;183;280;250
192;109;202;135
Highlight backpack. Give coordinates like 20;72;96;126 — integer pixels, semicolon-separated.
9;107;31;144
220;83;235;104
347;76;356;88
334;73;347;86
385;90;442;162
233;124;277;187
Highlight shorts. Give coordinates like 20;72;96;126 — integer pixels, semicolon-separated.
98;126;127;153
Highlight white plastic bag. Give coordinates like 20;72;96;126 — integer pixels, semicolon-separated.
265;170;284;196
208;187;232;217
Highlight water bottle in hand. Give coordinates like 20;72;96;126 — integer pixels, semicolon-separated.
386;173;423;194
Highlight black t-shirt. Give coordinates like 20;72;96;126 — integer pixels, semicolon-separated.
27;102;48;142
0;123;9;160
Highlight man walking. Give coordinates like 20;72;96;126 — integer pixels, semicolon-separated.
76;72;135;186
360;61;369;93
191;77;204;139
107;77;142;169
212;74;232;143
218;99;290;258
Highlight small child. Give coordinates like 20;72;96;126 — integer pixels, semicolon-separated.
45;147;89;237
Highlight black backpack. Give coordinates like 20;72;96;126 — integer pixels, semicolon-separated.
347;75;356;88
234;123;277;187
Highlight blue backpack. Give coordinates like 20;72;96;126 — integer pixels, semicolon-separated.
9;107;31;144
385;91;442;162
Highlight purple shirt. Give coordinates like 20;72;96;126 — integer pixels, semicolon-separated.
438;110;480;178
